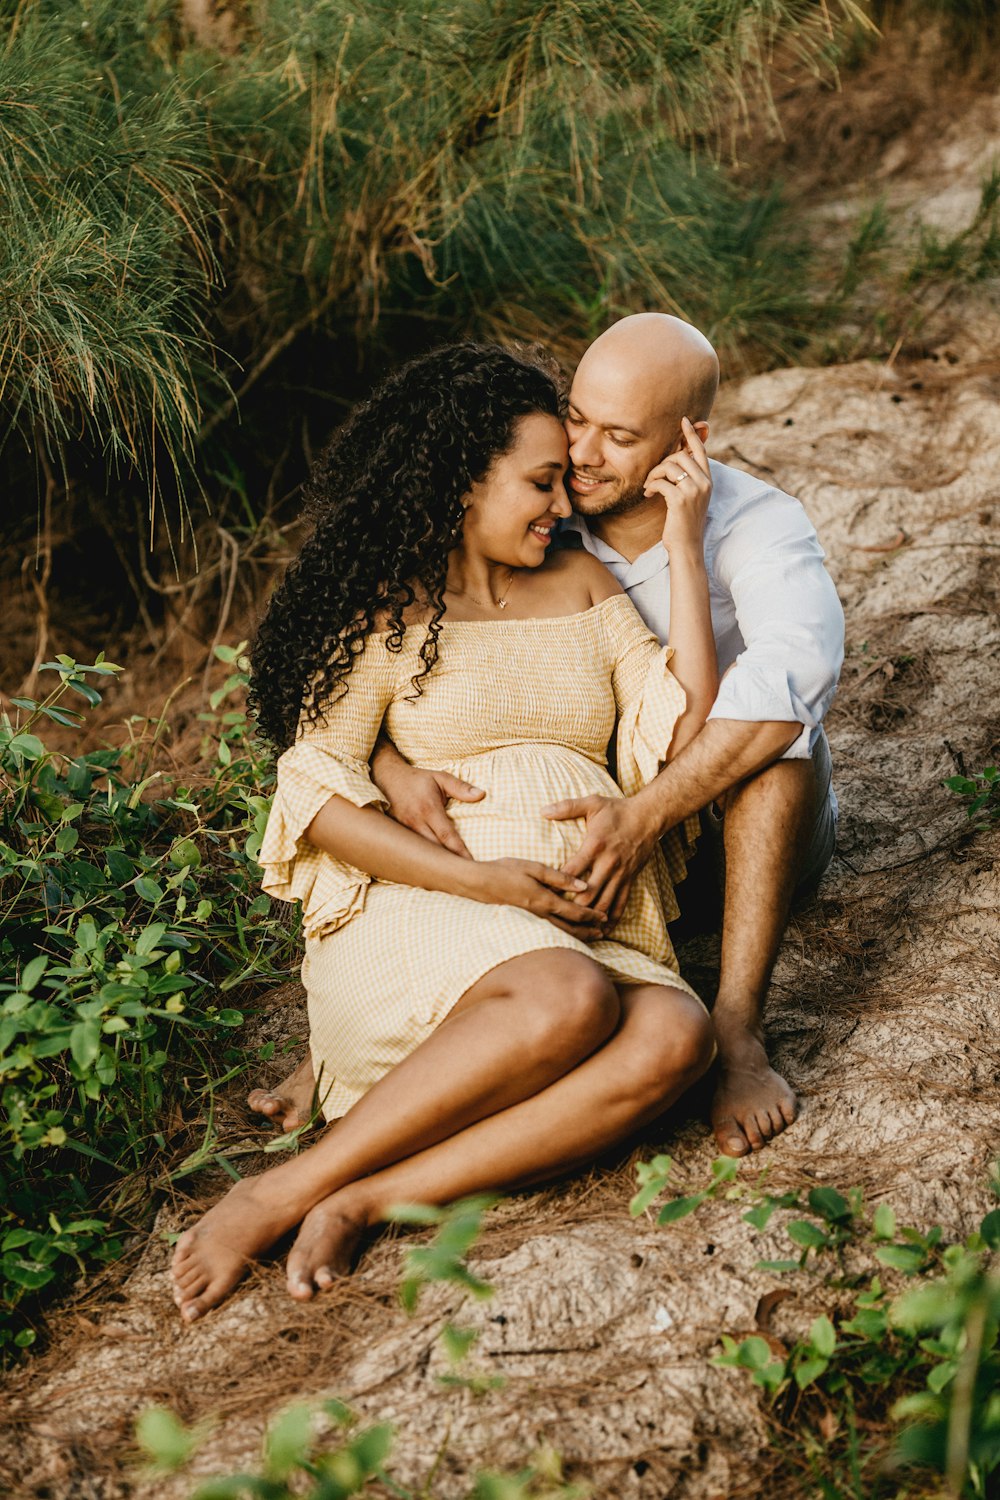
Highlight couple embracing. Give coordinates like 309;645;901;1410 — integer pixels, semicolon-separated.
171;314;844;1322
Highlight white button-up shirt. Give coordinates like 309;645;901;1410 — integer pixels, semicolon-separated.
561;459;845;761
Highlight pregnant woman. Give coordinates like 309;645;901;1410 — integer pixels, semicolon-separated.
171;342;719;1321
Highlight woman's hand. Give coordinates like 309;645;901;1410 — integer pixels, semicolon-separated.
468;858;608;941
643;417;712;555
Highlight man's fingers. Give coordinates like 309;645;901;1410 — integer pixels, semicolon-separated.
558;840;600;881
605;878;633;930
435;772;486;803
680;416;710;478
418;814;472;858
540;797;594;821
544;915;606;941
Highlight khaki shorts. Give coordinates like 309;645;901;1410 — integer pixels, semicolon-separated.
672;727;837;929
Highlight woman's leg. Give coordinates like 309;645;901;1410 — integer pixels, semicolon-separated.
171;950;619;1319
283;982;714;1297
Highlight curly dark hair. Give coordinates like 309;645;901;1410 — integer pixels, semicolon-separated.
249;341;562;748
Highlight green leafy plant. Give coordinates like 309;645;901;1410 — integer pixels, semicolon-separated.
944;766;1000;830
0;649;293;1356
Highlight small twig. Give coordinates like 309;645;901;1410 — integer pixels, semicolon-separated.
18;440;56;698
201;528;241;696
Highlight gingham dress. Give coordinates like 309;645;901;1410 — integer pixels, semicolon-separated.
259;594;702;1120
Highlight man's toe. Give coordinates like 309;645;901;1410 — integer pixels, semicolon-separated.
778;1094;798;1126
714;1117;752;1157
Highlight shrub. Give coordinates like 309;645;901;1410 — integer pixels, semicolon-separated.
0;648;293;1356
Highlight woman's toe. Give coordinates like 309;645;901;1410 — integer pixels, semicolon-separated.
314;1265;335;1290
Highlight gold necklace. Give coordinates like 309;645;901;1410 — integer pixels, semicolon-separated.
450;569;516;611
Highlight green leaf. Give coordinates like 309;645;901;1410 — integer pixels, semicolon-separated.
809;1314;836;1358
20;955;48;992
875;1244;927;1274
927;1360;957;1394
169;838;201;870
755;1259;800;1274
794;1356;829;1389
872;1203;897;1241
8;733;45;761
264;1401;313;1480
69;1018;101;1071
55;827;79;853
135;1405;200;1472
134;877;164;904
743;1200;776;1231
135;923;168;956
787;1219;828;1249
656;1193;707;1224
807;1186;852;1223
980;1208;1000;1248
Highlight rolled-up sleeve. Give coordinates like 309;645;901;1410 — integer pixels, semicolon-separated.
709;491;845;759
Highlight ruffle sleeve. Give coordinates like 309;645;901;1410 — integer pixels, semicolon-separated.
257;634;398;939
615;645;700;901
603;594;700;904
259;743;388;940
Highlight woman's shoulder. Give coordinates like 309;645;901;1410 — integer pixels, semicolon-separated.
544;545;624;607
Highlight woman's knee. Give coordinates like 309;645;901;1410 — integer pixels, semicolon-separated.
618;992;715;1108
514;955;620;1066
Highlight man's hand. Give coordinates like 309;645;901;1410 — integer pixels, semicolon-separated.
371;747;485;859
644;417;712;555
540;794;660;927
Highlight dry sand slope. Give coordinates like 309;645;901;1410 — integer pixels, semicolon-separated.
2;350;999;1499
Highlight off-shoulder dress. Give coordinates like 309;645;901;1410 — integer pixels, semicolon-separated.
259;593;702;1120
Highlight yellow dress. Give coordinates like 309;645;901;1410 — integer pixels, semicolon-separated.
259;593;701;1120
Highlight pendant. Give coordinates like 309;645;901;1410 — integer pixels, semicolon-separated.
498;598;508;609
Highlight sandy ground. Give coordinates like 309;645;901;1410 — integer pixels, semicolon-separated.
2;36;998;1500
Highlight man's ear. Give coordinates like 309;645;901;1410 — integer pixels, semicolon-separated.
691;420;709;448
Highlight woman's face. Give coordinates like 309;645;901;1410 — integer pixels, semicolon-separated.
461;412;571;567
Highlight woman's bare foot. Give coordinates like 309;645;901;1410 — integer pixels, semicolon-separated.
247;1054;317;1133
285;1189;369;1301
170;1176;306;1322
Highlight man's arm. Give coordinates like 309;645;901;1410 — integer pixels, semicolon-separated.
546;718;800;922
370;732;485;858
545;484;844;920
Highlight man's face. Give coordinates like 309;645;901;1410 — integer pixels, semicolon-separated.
564;363;681;518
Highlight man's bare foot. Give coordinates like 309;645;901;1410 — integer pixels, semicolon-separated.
285;1189;369;1301
247;1054;316;1133
170;1176;306;1322
710;1022;797;1156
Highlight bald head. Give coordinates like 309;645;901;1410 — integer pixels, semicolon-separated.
565;315;719;525
577;314;720;424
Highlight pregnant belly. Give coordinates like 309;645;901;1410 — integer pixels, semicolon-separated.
438;743;621;868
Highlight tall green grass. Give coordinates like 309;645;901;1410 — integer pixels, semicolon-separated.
0;0;869;553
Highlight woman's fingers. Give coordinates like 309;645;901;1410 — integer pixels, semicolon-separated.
530;863;589;893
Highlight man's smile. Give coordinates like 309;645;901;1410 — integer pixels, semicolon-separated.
569;471;616;495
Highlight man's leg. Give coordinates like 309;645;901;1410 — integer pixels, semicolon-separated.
710;745;831;1156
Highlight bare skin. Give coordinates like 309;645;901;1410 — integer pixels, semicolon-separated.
247;1055;317;1133
284;982;714;1297
170;952;712;1318
709;756;821;1154
260;749;817;1159
372;314;840;1158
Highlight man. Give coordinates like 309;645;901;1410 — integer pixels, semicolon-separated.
251;314;844;1158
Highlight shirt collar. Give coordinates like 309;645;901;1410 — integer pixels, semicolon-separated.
561;512;668;587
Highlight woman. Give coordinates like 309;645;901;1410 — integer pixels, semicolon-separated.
171;343;718;1322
